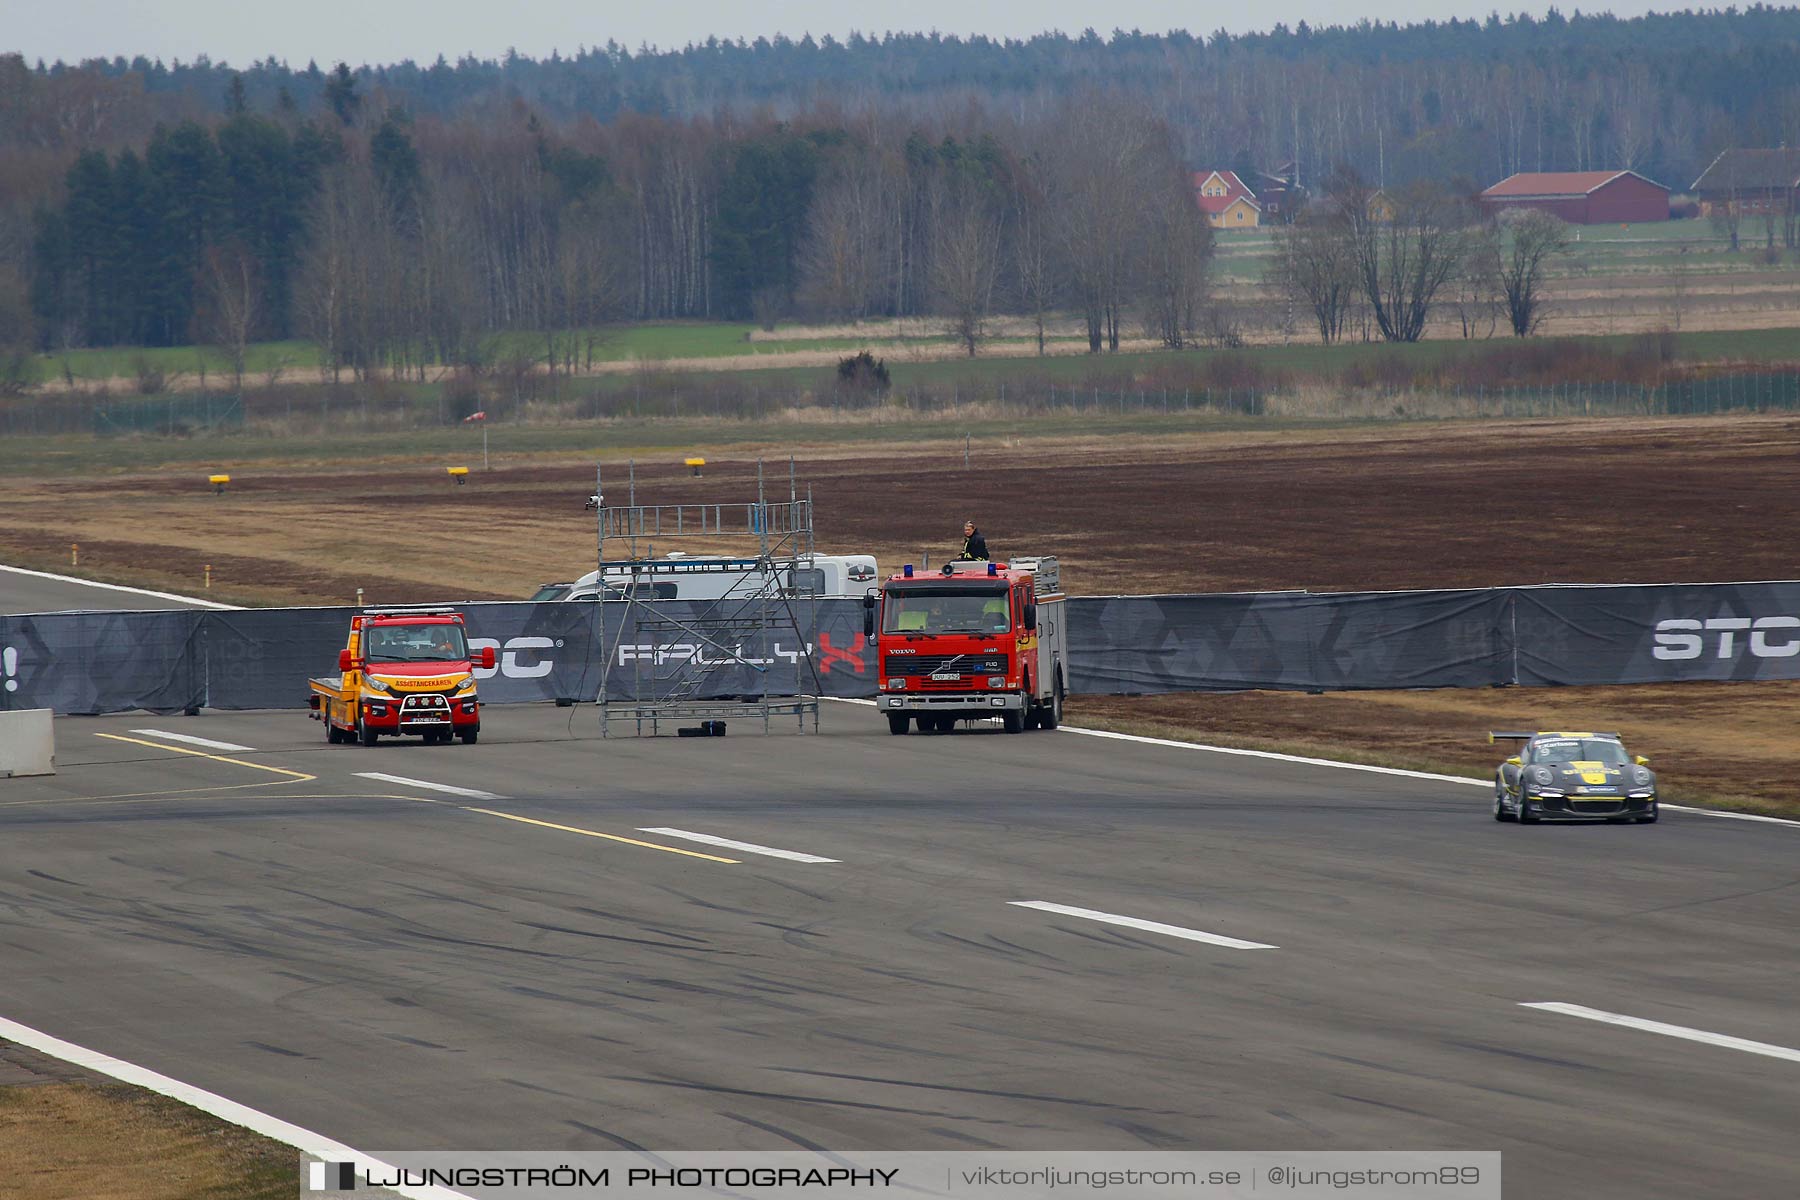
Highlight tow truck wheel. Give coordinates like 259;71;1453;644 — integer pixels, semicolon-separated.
459;729;478;745
324;710;343;744
886;713;910;735
358;714;379;747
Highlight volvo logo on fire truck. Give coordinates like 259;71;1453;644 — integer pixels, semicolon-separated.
1651;616;1800;660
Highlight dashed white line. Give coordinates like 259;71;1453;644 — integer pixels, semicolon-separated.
0;1013;472;1200
638;827;840;863
1009;900;1278;950
353;772;501;800
128;729;255;752
1520;1002;1800;1064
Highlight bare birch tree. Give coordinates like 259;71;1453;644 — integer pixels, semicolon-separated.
1490;210;1572;336
929;182;1005;356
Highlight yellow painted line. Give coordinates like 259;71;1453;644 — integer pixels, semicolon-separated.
462;807;738;863
93;733;317;782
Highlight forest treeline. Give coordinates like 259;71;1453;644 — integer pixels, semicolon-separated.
11;79;1212;371
5;7;1800;366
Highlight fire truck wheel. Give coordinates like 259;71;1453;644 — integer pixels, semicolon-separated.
1001;708;1025;734
358;716;379;747
1038;678;1063;730
886;713;910;735
459;729;479;745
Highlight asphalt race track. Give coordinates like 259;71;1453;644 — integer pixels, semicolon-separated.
0;564;231;615
2;571;1797;1198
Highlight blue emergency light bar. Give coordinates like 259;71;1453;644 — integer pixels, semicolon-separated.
903;564;914;577
987;562;998;575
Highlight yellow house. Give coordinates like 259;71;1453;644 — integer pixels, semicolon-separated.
1367;189;1398;223
1192;170;1263;228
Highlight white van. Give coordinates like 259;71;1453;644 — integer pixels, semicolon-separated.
539;552;880;603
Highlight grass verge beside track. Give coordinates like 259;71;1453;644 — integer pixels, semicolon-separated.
0;1081;296;1200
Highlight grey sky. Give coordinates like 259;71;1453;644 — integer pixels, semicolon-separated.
7;1;1680;68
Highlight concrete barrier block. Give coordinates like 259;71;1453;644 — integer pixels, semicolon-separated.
0;709;55;777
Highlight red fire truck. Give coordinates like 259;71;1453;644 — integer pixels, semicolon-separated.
863;557;1065;734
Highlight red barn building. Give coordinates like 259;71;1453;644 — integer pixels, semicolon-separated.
1479;170;1670;224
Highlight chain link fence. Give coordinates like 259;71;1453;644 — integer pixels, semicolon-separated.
5;370;1800;439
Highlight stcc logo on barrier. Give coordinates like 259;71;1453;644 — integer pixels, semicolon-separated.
468;636;557;679
1652;616;1800;660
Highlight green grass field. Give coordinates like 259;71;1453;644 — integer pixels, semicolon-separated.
31;322;993;385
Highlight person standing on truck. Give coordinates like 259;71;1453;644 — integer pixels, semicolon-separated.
957;521;989;561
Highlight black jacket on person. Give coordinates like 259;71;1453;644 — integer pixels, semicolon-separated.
958;529;990;561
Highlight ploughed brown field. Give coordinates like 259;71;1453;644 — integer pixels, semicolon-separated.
2;414;1797;815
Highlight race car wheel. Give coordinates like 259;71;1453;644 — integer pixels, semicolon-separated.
1517;796;1540;825
1635;802;1659;824
1493;787;1511;822
886;713;910;735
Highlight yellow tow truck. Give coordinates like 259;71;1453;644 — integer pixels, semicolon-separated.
309;606;495;747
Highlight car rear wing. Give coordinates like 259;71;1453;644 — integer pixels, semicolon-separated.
1488;730;1622;743
1487;731;1534;743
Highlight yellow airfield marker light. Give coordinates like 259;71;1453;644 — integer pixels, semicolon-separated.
71;542;78;567
685;456;706;476
209;473;230;495
204;564;212;590
447;465;470;484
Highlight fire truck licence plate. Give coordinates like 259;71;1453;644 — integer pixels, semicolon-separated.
930;672;961;681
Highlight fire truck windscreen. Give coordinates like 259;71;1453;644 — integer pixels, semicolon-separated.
883;586;1012;635
365;623;469;663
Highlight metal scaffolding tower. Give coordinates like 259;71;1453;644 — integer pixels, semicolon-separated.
592;459;823;736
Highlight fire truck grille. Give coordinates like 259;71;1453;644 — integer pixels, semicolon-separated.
884;654;1008;677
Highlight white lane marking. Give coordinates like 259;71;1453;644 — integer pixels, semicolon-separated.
1661;804;1800;827
128;729;254;752
1009;900;1278;950
0;563;240;610
1058;724;1490;787
353;772;500;800
1521;1002;1800;1065
0;1013;473;1200
638;827;840;863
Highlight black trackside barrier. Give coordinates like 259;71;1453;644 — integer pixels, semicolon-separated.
3;582;1798;715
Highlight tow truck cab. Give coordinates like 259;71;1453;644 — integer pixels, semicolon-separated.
866;557;1065;735
309;607;496;746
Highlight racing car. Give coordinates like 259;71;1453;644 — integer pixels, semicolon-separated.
1490;731;1658;824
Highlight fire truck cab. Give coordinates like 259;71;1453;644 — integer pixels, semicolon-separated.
865;557;1065;735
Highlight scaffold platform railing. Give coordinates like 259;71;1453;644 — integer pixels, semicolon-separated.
592;459;822;736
